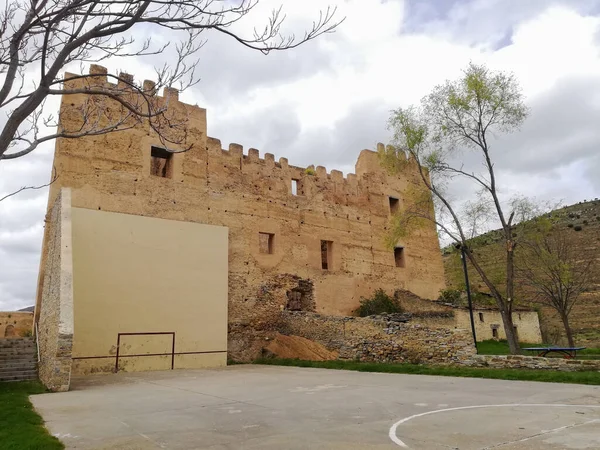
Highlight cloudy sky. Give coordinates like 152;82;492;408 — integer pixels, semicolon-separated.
1;0;600;311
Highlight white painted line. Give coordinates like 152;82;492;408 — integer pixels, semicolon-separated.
388;403;600;448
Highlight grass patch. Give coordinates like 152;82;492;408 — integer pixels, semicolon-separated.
255;358;600;385
0;381;64;450
477;340;600;358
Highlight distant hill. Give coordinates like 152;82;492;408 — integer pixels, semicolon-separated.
443;199;600;346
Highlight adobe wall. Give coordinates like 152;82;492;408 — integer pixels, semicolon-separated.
0;312;33;338
35;66;446;356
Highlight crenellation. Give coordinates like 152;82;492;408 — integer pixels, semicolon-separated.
228;143;243;156
118;72;134;88
89;64;107;80
248;148;260;161
316;166;327;178
162;86;179;101
279;157;289;169
143;79;156;94
330;170;343;183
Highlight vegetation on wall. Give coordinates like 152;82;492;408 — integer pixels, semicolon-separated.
355;289;404;317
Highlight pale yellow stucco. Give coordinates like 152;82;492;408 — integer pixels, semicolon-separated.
455;309;543;343
70;207;228;374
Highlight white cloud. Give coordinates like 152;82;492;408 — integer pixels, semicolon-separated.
1;0;600;309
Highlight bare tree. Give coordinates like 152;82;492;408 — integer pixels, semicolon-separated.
0;166;57;203
380;62;530;354
0;0;341;160
517;222;595;347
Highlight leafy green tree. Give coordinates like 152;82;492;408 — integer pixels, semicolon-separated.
380;62;530;354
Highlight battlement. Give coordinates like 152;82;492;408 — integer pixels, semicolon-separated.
58;65;420;195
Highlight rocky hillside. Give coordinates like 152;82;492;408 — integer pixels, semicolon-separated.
443;199;600;346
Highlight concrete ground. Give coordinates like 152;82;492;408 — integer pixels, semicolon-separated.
31;365;600;450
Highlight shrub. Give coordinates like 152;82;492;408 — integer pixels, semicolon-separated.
567;223;574;228
439;288;462;305
305;167;315;176
355;289;403;317
21;329;33;337
574;225;583;231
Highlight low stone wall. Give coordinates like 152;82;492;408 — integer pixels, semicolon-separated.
37;189;74;392
277;311;476;365
466;354;600;372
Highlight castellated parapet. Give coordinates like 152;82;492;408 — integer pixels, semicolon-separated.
35;66;446;364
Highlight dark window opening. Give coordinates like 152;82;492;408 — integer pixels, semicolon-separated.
479;312;484;322
259;232;274;254
394;247;405;268
389;197;400;214
321;240;332;270
492;327;498;339
151;146;173;178
513;325;518;340
292;178;304;196
4;324;15;337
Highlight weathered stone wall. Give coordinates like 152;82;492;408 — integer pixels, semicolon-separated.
0;312;33;338
37;189;74;392
275;311;476;365
35;66;447;336
466;354;600;372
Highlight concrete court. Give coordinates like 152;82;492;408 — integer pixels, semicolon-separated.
31;365;600;450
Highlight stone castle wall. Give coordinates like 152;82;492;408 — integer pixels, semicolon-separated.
35;66;446;343
37;189;74;392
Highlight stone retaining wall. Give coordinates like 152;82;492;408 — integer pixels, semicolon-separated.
277;311;476;365
466;354;600;372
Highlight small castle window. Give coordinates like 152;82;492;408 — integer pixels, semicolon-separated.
321;240;332;270
389;197;400;214
259;232;274;254
492;327;498;338
479;312;484;322
394;247;405;268
150;146;173;178
291;178;304;196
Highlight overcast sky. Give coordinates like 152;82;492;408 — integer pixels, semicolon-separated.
1;0;600;311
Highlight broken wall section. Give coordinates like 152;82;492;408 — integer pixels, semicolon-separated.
37;188;74;392
270;311;476;365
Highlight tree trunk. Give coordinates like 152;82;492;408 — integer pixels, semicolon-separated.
560;312;575;348
499;305;520;354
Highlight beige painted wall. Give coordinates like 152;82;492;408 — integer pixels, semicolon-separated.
455;309;543;343
70;207;228;374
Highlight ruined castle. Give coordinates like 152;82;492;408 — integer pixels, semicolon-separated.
34;65;447;390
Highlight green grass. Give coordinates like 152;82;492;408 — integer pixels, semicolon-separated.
255;358;600;385
477;340;600;358
0;381;64;450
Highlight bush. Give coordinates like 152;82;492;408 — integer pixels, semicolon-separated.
574;225;583;231
355;289;403;317
439;288;462;305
